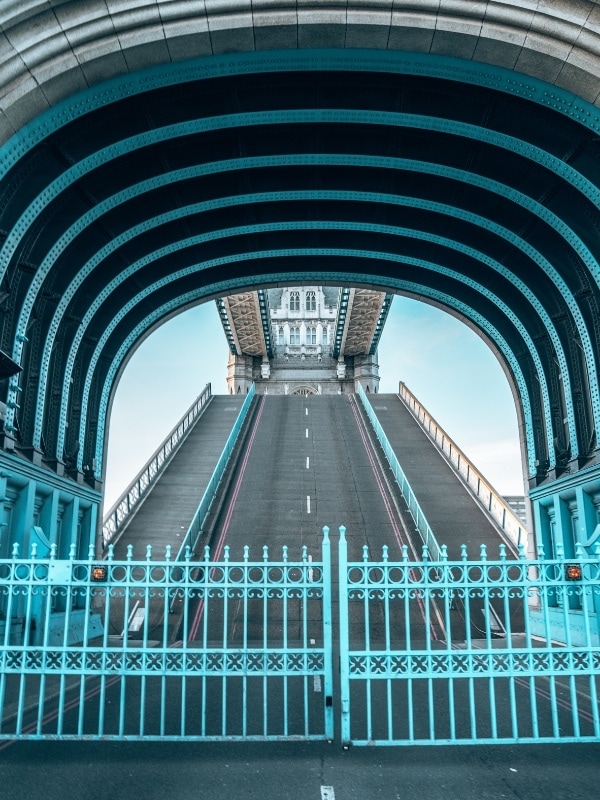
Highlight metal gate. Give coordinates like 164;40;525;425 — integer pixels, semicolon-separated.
338;526;600;746
2;528;600;744
0;535;333;741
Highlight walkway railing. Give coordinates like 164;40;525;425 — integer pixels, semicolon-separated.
174;382;256;562
102;383;213;549
398;382;526;549
357;383;442;560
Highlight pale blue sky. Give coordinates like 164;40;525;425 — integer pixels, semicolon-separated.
104;295;524;510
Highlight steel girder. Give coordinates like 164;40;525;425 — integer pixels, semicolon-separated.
0;52;598;491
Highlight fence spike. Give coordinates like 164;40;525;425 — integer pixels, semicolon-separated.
422;544;429;562
499;543;507;562
362;545;369;562
224;545;230;562
263;545;269;562
146;545;152;561
555;542;565;559
69;542;76;560
575;542;585;558
243;545;249;562
302;544;308;563
11;541;19;558
536;543;545;559
185;546;192;561
440;544;448;562
594;541;600;558
50;543;58;560
126;544;133;561
382;544;388;562
283;545;288;562
479;544;487;561
30;542;38;559
87;543;95;559
461;544;468;562
204;545;210;562
107;544;115;561
402;544;408;562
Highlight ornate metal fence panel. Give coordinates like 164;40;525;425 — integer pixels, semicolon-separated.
338;527;600;746
0;534;333;741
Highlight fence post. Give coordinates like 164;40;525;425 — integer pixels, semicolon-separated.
322;526;334;742
338;525;351;748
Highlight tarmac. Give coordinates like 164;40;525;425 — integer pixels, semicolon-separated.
1;738;599;800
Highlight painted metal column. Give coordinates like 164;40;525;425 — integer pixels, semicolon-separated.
337;525;351;748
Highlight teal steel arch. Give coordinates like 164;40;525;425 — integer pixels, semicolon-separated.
27;154;599;451
4;106;600;299
91;269;537;480
0;47;598;496
36;186;585;462
72;247;550;477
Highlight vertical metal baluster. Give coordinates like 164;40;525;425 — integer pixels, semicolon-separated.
98;546;114;736
402;546;414;743
281;545;288;738
382;546;392;742
581;550;600;737
423;550;434;741
441;548;456;742
363;545;372;743
16;544;37;736
242;546;249;738
560;552;580;739
301;544;309;739
461;546;476;742
201;546;210;737
262;546;268;738
321;530;333;742
119;547;133;738
338;526;350;748
37;547;54;735
222;546;230;738
0;547;18;735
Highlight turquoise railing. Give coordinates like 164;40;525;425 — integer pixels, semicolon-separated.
338;526;600;746
357;383;442;560
398;382;527;549
102;383;213;548
174;382;256;562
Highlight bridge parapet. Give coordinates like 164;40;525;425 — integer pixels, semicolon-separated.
397;382;528;550
102;383;213;549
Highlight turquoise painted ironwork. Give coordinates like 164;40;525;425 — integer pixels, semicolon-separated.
82;268;538;483
357;383;442;560
0;528;333;741
337;525;600;746
75;240;552;478
102;383;213;549
16;147;600;444
173;383;256;563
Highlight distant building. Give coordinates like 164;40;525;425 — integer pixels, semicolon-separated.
218;286;391;396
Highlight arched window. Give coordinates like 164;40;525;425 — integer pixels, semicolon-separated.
307;326;317;345
290;326;301;345
278;326;285;345
322;327;328;345
289;291;300;311
305;290;316;311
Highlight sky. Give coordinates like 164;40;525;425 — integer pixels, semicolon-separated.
103;295;525;511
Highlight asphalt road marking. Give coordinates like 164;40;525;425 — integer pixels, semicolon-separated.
313;674;322;692
306;407;308;415
321;787;335;800
306;456;310;469
306;427;309;438
307;495;311;513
